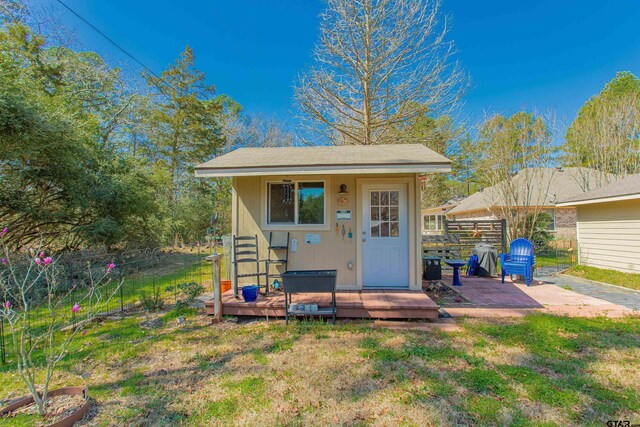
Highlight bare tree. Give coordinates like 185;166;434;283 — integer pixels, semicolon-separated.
475;112;559;240
223;113;295;150
294;0;466;145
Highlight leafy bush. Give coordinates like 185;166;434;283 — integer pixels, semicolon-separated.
523;211;554;250
166;281;204;303
139;287;165;311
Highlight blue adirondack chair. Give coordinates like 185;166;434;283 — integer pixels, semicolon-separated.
466;254;479;276
500;238;535;286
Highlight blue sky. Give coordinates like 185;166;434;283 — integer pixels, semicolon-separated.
32;0;640;137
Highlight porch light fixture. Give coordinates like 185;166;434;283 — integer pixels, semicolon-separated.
338;184;348;195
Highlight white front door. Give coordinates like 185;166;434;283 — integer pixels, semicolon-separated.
362;184;409;288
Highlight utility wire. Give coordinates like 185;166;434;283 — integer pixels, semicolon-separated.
54;0;174;93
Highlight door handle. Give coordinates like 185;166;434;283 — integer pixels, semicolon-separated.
362;238;367;243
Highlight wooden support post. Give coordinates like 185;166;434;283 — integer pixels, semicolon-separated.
205;254;223;323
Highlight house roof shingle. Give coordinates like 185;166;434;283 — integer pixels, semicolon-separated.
558;173;640;205
194;144;451;177
448;167;614;215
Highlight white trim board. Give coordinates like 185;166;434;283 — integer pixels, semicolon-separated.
557;193;640;207
195;164;451;177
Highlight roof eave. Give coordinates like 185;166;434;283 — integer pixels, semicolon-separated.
195;163;451;177
556;193;640;207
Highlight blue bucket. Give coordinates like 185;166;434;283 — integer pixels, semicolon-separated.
241;285;259;302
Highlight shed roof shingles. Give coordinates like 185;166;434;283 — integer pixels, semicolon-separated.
195;144;451;171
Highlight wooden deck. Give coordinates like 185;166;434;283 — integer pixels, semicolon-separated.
205;289;439;320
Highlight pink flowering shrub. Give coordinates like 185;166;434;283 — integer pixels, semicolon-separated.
0;227;121;416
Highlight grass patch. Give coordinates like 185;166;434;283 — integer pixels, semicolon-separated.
534;248;576;268
464;396;505;424
0;414;45;427
410;373;456;400
224;376;266;398
1;311;639;426
566;264;640;291
120;370;149;396
268;335;298;353
162;303;199;321
458;367;514;397
498;364;580;408
200;396;239;420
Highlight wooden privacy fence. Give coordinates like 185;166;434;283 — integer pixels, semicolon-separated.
444;219;507;257
422;234;462;264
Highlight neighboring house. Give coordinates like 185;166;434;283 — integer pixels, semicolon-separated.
446;167;613;240
421;199;460;235
195;144;451;290
557;174;640;274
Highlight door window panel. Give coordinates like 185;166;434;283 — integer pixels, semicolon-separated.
370;190;400;238
380;191;389;205
380;222;390;237
381;207;389;221
390;191;399;205
371;207;379;221
390;222;399;237
390;207;398;221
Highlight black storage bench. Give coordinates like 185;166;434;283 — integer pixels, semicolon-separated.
281;270;337;324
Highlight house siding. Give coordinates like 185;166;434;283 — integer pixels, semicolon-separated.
576;199;640;274
232;173;421;290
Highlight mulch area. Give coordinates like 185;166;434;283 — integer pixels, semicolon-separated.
4;393;86;425
423;280;469;306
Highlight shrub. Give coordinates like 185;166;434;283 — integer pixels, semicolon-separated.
166;281;204;303
0;228;120;416
139;287;165;311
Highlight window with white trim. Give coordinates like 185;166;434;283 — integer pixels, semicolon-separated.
423;214;444;231
267;181;325;225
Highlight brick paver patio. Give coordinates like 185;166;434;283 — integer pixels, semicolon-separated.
439;274;638;318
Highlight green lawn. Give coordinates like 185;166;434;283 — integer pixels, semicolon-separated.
566;265;640;291
534;248;577;268
1;310;639;426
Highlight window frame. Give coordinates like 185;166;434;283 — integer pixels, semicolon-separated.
264;179;328;230
544;208;556;231
423;214;444;231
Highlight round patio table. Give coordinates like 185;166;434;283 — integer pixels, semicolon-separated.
445;260;467;286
